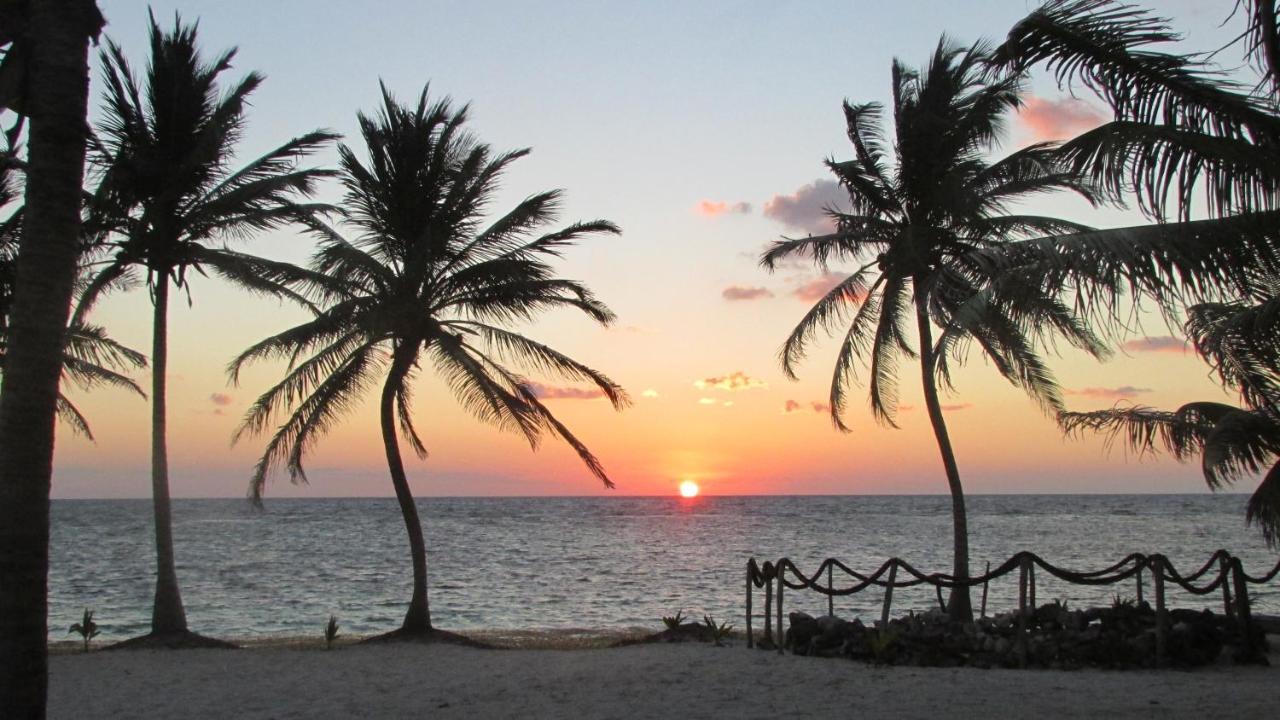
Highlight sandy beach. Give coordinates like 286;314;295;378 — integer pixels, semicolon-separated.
48;636;1279;719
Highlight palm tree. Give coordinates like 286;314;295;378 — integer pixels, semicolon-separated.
0;0;104;714
232;86;626;637
77;13;337;645
1;157;148;440
992;1;1280;535
761;39;1110;622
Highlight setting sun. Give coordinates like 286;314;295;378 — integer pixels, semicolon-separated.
679;480;700;498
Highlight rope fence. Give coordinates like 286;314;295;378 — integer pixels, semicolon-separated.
745;550;1280;667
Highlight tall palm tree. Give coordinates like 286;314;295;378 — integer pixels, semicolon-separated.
232;86;626;637
762;39;1110;622
992;1;1280;535
0;0;104;714
77;13;337;644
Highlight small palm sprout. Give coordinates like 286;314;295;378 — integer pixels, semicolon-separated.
324;614;339;650
68;608;100;652
661;610;685;631
702;614;733;646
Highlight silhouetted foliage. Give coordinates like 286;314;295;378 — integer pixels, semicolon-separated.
233;84;625;634
79;11;336;638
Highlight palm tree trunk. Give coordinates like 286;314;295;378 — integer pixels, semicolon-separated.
914;293;974;622
149;276;187;634
0;2;98;716
381;345;431;633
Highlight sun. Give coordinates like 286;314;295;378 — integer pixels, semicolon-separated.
679;480;700;498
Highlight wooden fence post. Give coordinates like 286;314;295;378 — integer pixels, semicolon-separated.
763;574;772;649
980;561;990;619
776;563;785;654
1231;557;1259;662
746;563;754;649
1017;555;1030;668
881;562;898;626
1135;564;1144;605
827;563;834;617
1219;554;1235;619
1152;556;1167;668
1029;561;1037;610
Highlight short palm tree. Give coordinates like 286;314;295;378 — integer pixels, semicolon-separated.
762;39;1109;621
994;1;1280;539
232;86;626;637
77;14;337;644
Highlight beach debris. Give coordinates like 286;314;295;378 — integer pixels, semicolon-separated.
68;608;100;652
325;615;339;650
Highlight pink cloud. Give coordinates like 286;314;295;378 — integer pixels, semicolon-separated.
1066;386;1153;399
810;401;831;414
1122;336;1188;354
209;393;233;407
722;285;774;301
696;200;752;217
1017;96;1108;142
793;271;848;302
784;400;803;414
763;179;847;235
941;403;972;411
695;371;767;392
523;381;606;400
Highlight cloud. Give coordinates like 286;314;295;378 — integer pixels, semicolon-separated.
523;381;606;400
792;271;848;302
696;200;752;217
698;397;718;405
1017;96;1108;142
641;389;659;398
694;371;768;392
763;179;847;235
1066;386;1153;399
940;403;972;411
209;393;233;407
784;399;833;415
1122;336;1189;354
722;285;774;301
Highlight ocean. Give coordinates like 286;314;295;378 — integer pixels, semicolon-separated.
49;494;1280;641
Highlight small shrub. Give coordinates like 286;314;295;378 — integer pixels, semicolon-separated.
68;608;99;652
661;610;684;630
324;615;339;650
703;614;733;646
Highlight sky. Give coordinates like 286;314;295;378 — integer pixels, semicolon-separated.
47;0;1253;499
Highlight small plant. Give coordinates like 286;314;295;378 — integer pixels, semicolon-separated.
703;614;733;646
68;608;99;652
324;615;339;650
1112;594;1135;610
662;610;685;630
866;627;898;665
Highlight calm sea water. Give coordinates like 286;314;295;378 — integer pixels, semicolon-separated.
49;495;1280;641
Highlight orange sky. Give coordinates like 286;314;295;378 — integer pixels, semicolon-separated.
51;0;1246;499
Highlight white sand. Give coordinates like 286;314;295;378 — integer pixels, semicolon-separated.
49;638;1279;719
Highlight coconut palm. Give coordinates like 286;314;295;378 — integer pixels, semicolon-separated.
1059;282;1280;546
231;85;626;637
0;158;148;439
77;13;337;644
993;1;1280;537
762;39;1113;621
0;0;103;713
